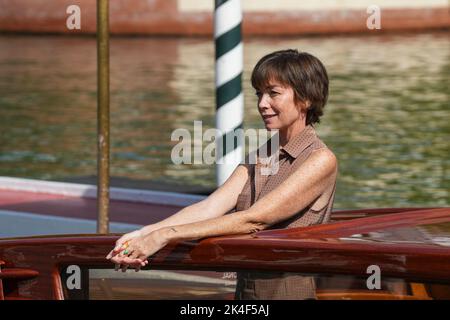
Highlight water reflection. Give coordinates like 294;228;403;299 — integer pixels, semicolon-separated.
0;33;448;208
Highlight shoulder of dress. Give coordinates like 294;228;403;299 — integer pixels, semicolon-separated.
311;138;327;150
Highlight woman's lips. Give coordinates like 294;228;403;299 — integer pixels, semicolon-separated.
262;114;277;119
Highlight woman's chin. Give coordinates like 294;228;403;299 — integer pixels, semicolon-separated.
264;123;279;131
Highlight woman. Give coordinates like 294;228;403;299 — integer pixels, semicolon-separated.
106;49;338;300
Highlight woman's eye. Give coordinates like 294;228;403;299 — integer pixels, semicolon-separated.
255;91;262;97
270;91;279;96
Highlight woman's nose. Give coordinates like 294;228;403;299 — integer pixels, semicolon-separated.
258;94;270;110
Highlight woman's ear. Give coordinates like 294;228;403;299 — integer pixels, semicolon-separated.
296;100;311;113
304;100;312;110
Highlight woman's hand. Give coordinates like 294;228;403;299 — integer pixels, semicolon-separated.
106;229;143;261
107;230;169;272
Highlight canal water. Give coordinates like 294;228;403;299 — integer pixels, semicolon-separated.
0;32;448;209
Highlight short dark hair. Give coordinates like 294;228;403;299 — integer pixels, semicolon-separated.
251;49;329;125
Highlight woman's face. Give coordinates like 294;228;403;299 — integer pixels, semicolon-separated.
256;80;305;131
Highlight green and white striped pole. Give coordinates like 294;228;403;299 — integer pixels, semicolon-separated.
214;0;244;186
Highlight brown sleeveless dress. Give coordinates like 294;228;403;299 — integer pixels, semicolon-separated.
234;125;337;300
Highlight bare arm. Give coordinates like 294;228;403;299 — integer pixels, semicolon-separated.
110;148;337;266
107;163;250;259
139;163;250;236
156;148;337;242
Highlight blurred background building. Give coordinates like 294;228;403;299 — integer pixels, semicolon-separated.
0;0;449;36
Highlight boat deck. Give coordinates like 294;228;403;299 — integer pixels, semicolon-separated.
0;189;182;226
0;177;203;237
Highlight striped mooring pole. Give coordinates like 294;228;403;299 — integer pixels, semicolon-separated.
214;0;244;186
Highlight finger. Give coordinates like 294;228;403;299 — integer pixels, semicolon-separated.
121;264;129;272
127;250;140;260
115;264;120;271
113;241;123;252
114;240;129;253
135;265;141;272
113;247;123;254
114;255;124;264
115;257;129;271
119;248;133;257
122;256;142;265
110;256;119;264
117;246;146;265
106;250;115;259
126;259;145;271
111;253;126;263
137;254;148;263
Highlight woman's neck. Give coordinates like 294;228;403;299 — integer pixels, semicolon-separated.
279;121;307;147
